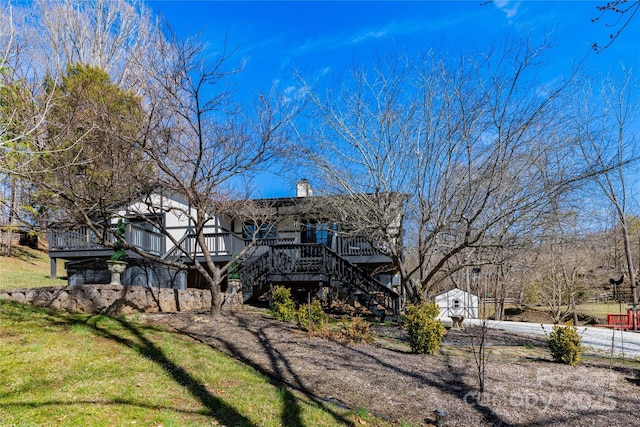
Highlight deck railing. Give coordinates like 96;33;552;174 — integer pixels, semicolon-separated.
241;237;296;258
49;226;104;251
335;235;379;256
49;224;164;256
161;232;247;261
126;224;164;256
50;224;386;263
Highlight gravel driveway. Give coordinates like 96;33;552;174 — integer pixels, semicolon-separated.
466;319;640;358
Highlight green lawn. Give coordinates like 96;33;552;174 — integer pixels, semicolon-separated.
0;246;66;290
0;300;380;426
524;302;629;322
577;301;629;318
1;246;389;425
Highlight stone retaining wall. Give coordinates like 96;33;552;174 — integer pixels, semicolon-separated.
0;285;242;315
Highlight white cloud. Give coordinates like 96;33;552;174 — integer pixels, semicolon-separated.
289;18;445;57
346;28;390;45
494;0;520;19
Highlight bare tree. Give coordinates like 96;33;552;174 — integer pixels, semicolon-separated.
3;1;296;315
528;217;591;324
1;0;160;155
129;29;295;317
592;0;640;52
0;4;56;253
573;70;640;328
468;319;491;396
299;38;584;305
23;0;159;90
0;0;161;253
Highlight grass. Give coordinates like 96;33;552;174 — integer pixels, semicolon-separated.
515;302;625;322
492;302;627;324
1;245;397;425
578;301;628;318
0;245;67;290
0;300;387;426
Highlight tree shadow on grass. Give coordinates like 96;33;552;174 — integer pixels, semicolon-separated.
1;398;224;418
181;313;356;427
214;326;354;427
185;307;509;426
87;316;259;427
0;301;258;427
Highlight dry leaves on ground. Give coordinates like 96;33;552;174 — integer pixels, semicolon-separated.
140;308;640;426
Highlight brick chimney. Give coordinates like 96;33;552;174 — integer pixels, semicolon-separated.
296;179;313;197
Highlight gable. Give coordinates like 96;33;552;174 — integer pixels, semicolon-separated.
434;288;478;304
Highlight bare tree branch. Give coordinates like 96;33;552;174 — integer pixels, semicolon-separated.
298;38;587;304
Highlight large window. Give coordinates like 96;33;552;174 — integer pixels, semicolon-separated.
243;222;277;240
301;222;336;247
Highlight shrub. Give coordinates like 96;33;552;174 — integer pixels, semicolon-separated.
272;287;296;322
296;299;326;332
546;322;582;366
403;303;445;354
339;316;374;344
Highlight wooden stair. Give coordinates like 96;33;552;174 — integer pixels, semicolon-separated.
237;244;400;321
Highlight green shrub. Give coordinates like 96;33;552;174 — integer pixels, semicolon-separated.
403;303;445;354
272;287;296;322
546;322;582;366
296;299;326;332
339;316;374;344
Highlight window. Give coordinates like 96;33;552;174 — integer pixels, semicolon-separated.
243;222;277;240
452;299;461;309
301;222;336;247
126;214;163;233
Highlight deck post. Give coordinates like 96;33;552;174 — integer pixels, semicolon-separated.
50;257;57;279
394;297;401;323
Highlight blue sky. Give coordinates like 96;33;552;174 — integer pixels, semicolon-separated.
147;1;640;197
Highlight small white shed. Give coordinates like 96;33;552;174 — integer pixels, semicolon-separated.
434;287;479;321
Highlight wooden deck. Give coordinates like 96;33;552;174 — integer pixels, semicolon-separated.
48;225;400;320
50;226;388;263
49;224;165;257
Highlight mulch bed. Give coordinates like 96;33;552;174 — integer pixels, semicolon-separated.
139;307;640;426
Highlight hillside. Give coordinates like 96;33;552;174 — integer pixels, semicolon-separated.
3;242;640;425
0;243;67;290
0;301;364;427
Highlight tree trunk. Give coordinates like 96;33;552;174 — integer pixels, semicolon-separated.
209;268;223;318
1;230;11;257
621;221;638;330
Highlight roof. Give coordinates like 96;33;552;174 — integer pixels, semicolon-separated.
435;288;478;298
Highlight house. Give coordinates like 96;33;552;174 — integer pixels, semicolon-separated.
48;180;402;320
434;288;479;323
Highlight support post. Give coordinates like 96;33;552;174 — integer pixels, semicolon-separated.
308;289;312;327
50;257;57;279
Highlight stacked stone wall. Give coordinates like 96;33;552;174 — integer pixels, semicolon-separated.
0;285;242;315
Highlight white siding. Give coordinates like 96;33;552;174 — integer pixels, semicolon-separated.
116;193;232;256
434;288;479;320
